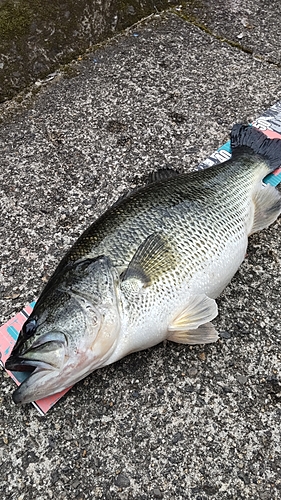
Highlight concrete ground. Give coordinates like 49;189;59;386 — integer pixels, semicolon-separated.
0;3;281;500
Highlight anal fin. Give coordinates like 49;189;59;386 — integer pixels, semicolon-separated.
167;294;219;345
251;184;281;234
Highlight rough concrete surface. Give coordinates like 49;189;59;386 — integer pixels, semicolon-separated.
0;6;281;500
182;0;281;65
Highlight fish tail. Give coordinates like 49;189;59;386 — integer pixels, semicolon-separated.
231;124;281;171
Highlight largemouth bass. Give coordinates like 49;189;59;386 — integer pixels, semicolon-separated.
5;124;281;404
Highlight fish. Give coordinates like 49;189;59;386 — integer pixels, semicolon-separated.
5;124;281;404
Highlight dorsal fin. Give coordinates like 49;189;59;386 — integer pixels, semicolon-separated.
112;167;180;208
145;167;181;184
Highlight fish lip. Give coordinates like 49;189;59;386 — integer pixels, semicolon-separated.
5;355;54;372
11;366;56;404
5;332;68;372
5;334;67;372
6;336;68;404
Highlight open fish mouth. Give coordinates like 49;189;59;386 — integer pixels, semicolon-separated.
5;332;67;371
5;355;57;373
5;334;68;404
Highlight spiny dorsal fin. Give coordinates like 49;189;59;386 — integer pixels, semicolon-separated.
112;168;180;208
230;124;281;171
121;232;177;288
145;167;181;184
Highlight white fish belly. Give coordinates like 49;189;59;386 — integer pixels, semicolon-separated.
106;230;248;365
187;232;248;299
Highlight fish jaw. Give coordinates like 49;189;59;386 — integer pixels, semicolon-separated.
12;367;63;404
5;335;67;404
10;360;80;405
8;344;106;404
6;332;67;372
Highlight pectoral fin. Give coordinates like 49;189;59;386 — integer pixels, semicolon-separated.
121;232;177;288
167;294;219;345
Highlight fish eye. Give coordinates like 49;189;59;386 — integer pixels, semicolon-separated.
23;317;38;339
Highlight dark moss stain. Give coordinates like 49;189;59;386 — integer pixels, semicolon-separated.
115;0;179;30
62;65;80;79
0;2;33;41
0;0;182;104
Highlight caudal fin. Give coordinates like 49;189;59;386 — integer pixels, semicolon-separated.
231;124;281;171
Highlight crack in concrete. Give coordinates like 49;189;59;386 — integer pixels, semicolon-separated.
172;8;281;70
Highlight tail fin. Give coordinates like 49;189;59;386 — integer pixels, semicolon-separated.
231;124;281;171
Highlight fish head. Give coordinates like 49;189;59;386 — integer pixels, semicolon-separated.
5;256;120;404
